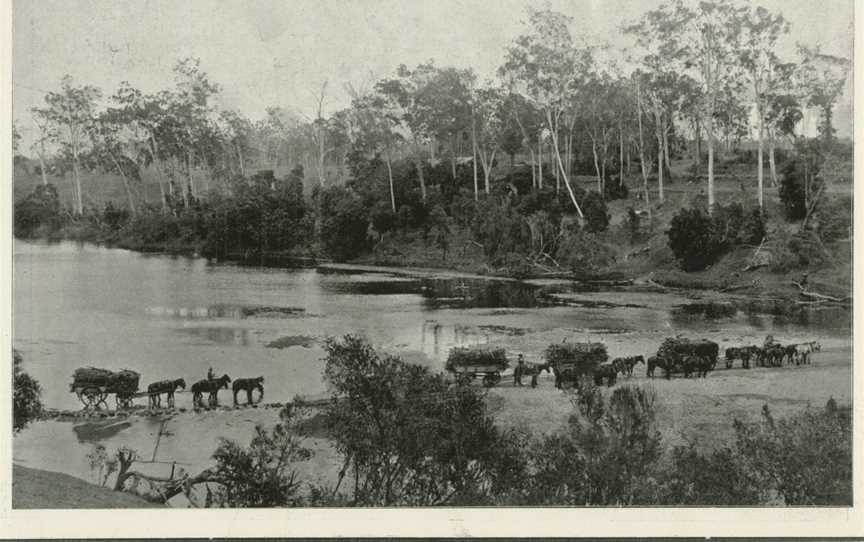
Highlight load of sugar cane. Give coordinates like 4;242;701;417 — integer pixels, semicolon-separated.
446;346;509;372
70;367;140;393
657;337;719;362
544;342;607;375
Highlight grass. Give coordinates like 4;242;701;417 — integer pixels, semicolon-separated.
13;464;162;508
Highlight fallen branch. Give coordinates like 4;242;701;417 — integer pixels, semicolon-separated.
791;281;850;304
625;246;651;261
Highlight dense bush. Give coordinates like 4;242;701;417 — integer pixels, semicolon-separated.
582;191;609;233
316;186;371;261
13;349;43;433
209;406;312;507
666;208;725;271
321;335;520;505
769;230;827;273
779;159;809;220
604;177;629;201
14;184;64;237
556;230;614;276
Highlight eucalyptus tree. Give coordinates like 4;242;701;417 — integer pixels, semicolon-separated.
738;5;790;210
346;93;404;211
376;62;439;201
500;89;543;189
265;106;305;173
501;7;590;217
32;75;102;215
29;112;55;186
764;77;803;185
472;84;507;196
87;109;144;214
640;0;745;212
796;44;850;144
413;67;473;180
580;72;620;196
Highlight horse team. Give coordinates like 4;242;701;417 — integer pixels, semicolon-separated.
527;338;822;389
146;374;265;409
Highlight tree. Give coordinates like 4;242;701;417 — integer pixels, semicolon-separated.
764;69;803;186
346;94;404;212
87;110;144;214
33;75;102;215
472;84;507;195
376;63;440;202
501;7;590;217
13;349;43;433
659;0;746;212
322;335;514;505
209;407;312;507
797;45;850;144
738;5;789;210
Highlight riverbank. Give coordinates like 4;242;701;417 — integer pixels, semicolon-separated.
13;343;851;507
13;464;162;508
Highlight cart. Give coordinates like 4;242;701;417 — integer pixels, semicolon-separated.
70;367;141;410
445;346;509;387
448;363;505;387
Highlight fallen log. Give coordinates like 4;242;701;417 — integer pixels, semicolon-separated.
791;281;850;304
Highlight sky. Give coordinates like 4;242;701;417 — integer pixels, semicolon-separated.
12;0;854;144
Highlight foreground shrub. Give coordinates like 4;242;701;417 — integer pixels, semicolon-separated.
210;406;312;507
321;335;519;505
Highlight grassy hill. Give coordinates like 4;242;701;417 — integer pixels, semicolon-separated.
13;464;162;508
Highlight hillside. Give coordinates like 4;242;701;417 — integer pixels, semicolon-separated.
13;464;163;509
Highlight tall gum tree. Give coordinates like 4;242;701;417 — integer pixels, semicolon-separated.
738;5;789;210
32;75;102;215
500;7;589;218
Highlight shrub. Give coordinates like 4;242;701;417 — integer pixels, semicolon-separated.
321;335;514;505
316;186;371;261
210;406;312;507
779;159;808;220
522;383;663;505
582;191;609;233
604;177;629;201
667;208;725;272
556;230;614;276
626;207;641;243
733;401;851;505
14;184;63;237
769;230;827;273
13;349;43;433
815;196;852;243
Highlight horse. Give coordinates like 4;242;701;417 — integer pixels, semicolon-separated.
517;362;550;388
232;376;265;405
612;355;645;377
147;378;186;408
593;362;619;387
647;355;668;378
191;374;231;407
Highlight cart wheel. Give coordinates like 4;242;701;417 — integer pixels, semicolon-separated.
79;387;103;410
482;373;500;388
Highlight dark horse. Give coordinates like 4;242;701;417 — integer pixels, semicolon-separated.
232;376;264;405
147;378;186;408
191;374;231;407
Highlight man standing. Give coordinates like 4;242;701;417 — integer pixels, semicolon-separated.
514;355;526;387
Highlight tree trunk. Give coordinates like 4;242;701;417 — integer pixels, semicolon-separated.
545;110;584;218
36;152;48;186
537;136;543;189
450;134;457;180
619;121;625;186
236;142;246;178
72;150;83;215
756;114;764;211
707;119;715;212
110;153;137;216
529;148;536;189
471;120;479;201
591;136;602;193
386;153;396;212
662;127;672;182
415;158;427;201
768;132;778;187
656;134;665;203
186;150;195;199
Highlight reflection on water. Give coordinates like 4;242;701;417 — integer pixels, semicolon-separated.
14;240;851;412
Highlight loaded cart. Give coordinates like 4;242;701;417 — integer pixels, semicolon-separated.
446;346;509;387
70;367;141;410
545;342;607;389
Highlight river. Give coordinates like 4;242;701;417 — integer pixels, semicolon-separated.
14;239;851;412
